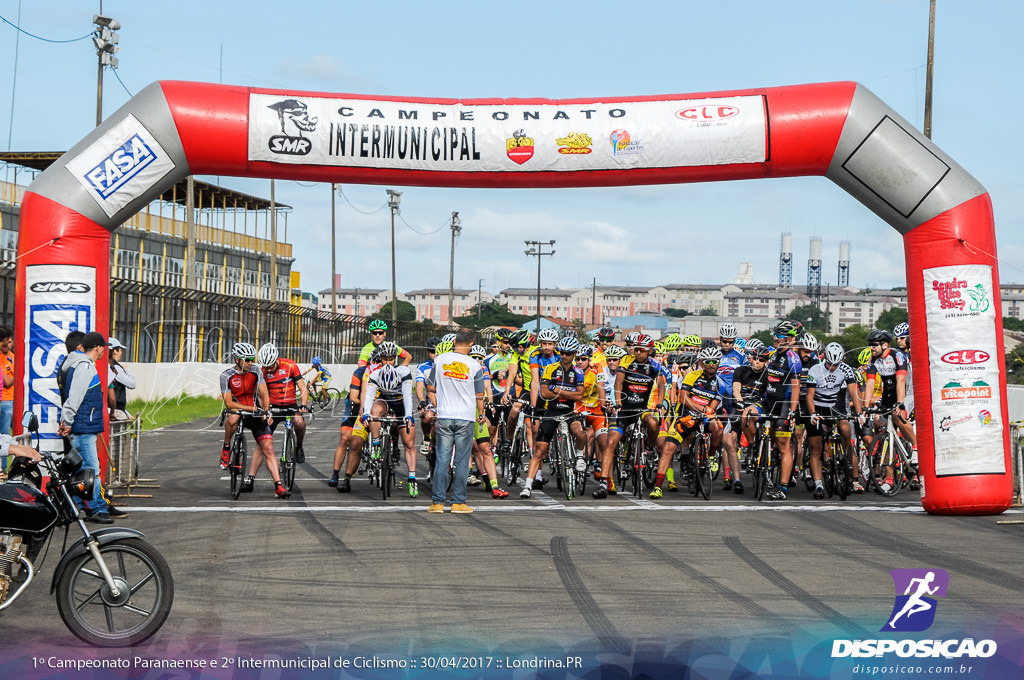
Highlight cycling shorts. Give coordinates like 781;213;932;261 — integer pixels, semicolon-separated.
574;403;607;435
237;415;273;442
805;407;851;439
610;408;655;436
535;409;575;444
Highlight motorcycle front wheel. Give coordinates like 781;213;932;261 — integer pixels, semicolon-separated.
55;537;174;647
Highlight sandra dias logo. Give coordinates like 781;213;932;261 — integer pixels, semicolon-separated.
267;99;318;155
882;568;949;632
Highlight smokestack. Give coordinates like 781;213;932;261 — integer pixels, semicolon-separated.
838;240;851;286
779;232;793;289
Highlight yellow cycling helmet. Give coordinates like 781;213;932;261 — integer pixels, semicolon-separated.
653;341;665;356
857;347;872;366
682;334;702;349
435;340;454;354
663;333;682;351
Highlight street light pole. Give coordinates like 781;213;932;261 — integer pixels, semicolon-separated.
447;211;461;323
478;278;484;322
923;0;936;139
386;189;402;325
330;184;338;313
92;14;120;127
524;240;556;334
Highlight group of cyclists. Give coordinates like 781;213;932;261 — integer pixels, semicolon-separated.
217;315;918;504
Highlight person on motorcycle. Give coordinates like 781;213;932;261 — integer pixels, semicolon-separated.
0;434;41;464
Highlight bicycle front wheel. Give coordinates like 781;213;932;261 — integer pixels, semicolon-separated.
380;432;394;500
229;434;247;500
694;436;712;500
281;425;296;491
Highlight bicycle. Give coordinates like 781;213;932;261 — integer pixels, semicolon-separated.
685;415;716;500
504;399;531;488
811;413;855;500
863;405;915;497
368;414;407;500
271;404;308;492
488;401;511;480
221;408;269;500
619;411;658;498
548;412;586;500
747;409;786;502
310;383;343;411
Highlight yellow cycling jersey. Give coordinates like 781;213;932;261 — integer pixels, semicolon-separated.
579;368;606;408
590;348;608;373
511;345;538;392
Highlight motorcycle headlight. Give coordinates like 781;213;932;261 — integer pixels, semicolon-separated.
59;449;84;475
70;468;95;500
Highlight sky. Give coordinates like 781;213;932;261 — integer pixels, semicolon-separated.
2;0;1022;297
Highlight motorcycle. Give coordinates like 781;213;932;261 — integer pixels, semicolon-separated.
0;412;173;646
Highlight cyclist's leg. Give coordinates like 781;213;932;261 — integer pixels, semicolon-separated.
221;413;240;467
522;417;554;496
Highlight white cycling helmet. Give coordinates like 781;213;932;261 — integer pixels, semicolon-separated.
718;322;738;339
375;364;401;392
257;342;278;366
441;333;457;344
232;342;257;360
624;331;641;345
556;335;580;354
799;333;820;352
893;322;910;339
824;342;845;365
745;338;764;353
697;346;723;363
603;345;627;360
538;328;559;342
469;344;487;358
377;341;399;358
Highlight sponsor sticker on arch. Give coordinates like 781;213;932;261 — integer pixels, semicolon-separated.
247;93;767;171
923;264;1004;476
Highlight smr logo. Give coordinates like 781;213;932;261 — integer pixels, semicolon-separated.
881;568;949;632
267;99;318;156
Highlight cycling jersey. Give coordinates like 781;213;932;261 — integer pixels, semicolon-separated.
590;347;608;373
220;366;265;408
415;359;434;384
679;369;720;416
732;364;767;403
540;362;584;413
578;367;607;409
510;345;538;393
602;366;617;406
716;347;748;403
529;348;561;383
866;348;909;407
759;348;802;404
261;358;304;406
361;364;415;418
312;365;332;381
797;353;819;400
484;351;511;399
357;340;408;367
806;362;858;411
617;355;663;411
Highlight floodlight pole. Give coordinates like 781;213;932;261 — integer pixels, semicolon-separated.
387;190;402;325
447;211;461;323
524;240;555;334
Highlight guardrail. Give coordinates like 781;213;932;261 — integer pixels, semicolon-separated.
1012;422;1024;508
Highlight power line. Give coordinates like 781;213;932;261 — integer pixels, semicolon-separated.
0;14;94;43
399;214;449;236
109;65;132;97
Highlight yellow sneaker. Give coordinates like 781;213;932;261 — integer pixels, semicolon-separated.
427;504;445;513
649;487;663;499
450;503;473;514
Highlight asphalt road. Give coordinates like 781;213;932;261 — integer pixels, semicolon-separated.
4;407;1023;678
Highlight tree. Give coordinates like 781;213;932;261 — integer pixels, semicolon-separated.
1005;317;1024;332
1007;344;1024;385
454;301;532;328
663;308;690;318
875;306;908;331
372;300;416;322
750;329;774;347
786;304;830;335
697;307;717;316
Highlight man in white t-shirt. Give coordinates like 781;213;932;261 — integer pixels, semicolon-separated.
426;328;486;514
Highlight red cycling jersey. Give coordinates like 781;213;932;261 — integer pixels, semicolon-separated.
261;358;304;406
220;366;265;408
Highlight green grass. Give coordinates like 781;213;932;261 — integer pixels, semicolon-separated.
126;394;225;430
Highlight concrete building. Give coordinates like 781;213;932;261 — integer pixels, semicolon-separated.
404;288;494;324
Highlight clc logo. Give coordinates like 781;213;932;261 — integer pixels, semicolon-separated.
940;350;990;365
676;105;739;121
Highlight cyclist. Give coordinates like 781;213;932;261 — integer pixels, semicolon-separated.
305;356;332;401
520;335;586;498
483;329;513;450
357;319;412;367
715;322;747;491
330;353;371;491
593;334;664;499
258;342;311;463
573;344;608;476
467;344;509;498
758;321;803;501
528;328;563;415
501;329;537;458
623;331;641;357
220;342;290;499
863;328;918;492
733;343;773;493
360;341;418;497
806;341;865;497
653;346;724;498
592;327;617;372
415;337;440;455
894;322;910;355
791;332;821;486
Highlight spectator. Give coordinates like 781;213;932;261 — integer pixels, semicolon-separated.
425;328;486;514
107;337;136;421
0;326;13;436
58;331;119;523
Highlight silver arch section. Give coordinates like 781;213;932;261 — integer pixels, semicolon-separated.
825;84;985;235
27;82;191;231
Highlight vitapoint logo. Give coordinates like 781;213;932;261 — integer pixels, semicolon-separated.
831;568;997;660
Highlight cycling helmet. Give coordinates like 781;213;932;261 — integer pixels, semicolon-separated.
232;342;257;360
577;344;594;359
893;322;910;339
663;333;682;351
653;341;665;356
435;340;454;354
562;329;578;339
469;344;487;359
494;328;512;342
734;338;747;352
441;332;457;344
773;320;800;337
753;346;773;361
596;327;616;340
369;348;382;364
425;336;441;351
603;344;627;360
374;364;401;392
682;334;702;349
824;342;845;365
257;342;279;366
538;328;559;342
556;335;580;354
509;329;531;347
311;356;322;366
866;329;893;345
799;333;820;352
857;347;873;366
624;331;641;346
368;319;388;332
529;333;537;344
635;334;655;350
697;346;723;363
718;322;738;339
745;338;764;353
679;350;697;364
377;341;399;358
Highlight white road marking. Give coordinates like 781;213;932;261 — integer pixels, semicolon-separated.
125;503;928;514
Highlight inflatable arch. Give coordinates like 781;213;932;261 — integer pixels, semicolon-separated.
15;81;1010;515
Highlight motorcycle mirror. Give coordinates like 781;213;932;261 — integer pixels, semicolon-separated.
21;411;39;433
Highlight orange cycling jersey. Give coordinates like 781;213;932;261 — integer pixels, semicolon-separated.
261;358;304;406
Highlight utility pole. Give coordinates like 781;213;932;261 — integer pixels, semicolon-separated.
524;240;556;334
330;184;338;313
591;277;597;326
924;0;936;139
92;13;120;127
386;190;402;325
447;211;461;323
477;278;484;321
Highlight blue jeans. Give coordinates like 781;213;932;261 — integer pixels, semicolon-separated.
0;400;11;469
432;418;474;505
70;433;108;515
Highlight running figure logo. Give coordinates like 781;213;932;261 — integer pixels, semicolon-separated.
881;568;950;632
